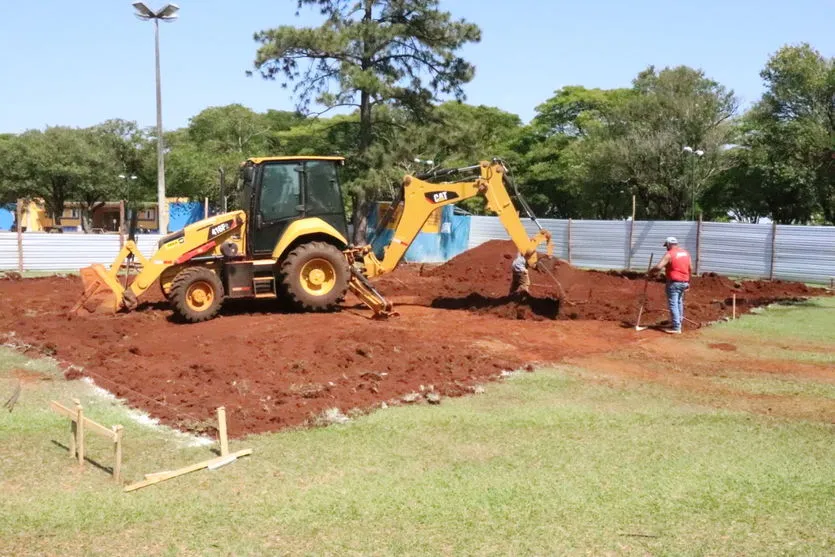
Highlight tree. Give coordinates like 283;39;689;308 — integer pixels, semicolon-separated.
737;44;835;223
251;0;481;242
512;86;633;218
0;127;101;228
533;68;738;220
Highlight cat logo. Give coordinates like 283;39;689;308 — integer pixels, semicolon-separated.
425;191;459;204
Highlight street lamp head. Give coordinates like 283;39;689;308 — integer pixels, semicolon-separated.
132;2;179;21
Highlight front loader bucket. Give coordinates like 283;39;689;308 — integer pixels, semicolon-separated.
71;264;124;315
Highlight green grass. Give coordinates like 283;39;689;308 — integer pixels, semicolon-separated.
707;296;835;345
708;374;835;400
1;301;834;556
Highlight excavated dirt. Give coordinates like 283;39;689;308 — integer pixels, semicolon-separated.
0;240;830;437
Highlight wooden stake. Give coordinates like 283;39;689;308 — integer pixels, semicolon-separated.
119;200;126;248
695;213;702;275
74;399;85;467
69;420;77;460
124;449;252;492
627;195;636;270
217;407;229;457
16;200;23;273
567;218;572;264
113;425;124;483
769;221;777;280
732;294;736;320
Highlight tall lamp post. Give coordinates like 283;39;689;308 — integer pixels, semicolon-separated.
132;2;179;234
682;146;704;221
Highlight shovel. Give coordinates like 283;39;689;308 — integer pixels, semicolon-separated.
634;253;654;331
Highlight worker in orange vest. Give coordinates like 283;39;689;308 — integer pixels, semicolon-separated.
652;236;692;334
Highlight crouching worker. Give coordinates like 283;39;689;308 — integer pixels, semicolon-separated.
509;252;531;297
652;236;692;334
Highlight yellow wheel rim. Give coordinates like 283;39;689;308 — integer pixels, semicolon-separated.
185;280;215;312
300;258;336;296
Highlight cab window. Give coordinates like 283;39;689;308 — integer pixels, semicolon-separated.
259;163;300;222
305;161;342;215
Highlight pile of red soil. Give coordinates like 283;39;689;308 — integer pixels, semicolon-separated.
385;240;828;325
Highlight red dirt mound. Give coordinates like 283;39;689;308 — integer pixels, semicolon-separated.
417;240;828;324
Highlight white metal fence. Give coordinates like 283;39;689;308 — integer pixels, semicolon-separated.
2;220;834;285
469;217;835;285
0;233;164;272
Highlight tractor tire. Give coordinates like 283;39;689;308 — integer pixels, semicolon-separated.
280;241;349;312
169;266;224;323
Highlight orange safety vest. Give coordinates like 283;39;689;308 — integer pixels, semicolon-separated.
666;247;691;282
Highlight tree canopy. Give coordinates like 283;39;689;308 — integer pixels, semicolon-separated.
250;0;481;240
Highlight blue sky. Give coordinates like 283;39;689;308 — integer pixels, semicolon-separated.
1;0;833;134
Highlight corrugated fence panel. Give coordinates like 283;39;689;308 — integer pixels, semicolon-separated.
774;225;835;284
3;224;834;283
699;223;773;279
468;216;510;248
22;234;122;271
0;233;165;271
468;217;570;260
629;221;697;271
570;220;630;270
0;233;19;269
136;235;164;259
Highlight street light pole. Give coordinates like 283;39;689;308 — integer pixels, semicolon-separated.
682;146;704;221
153;17;166;234
133;2;179;234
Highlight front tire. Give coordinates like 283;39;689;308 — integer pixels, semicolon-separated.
170;267;224;323
280;242;349;312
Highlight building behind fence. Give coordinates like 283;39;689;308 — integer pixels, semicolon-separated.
1;215;833;285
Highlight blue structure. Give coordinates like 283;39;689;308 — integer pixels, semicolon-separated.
0;204;14;231
168;201;208;233
367;202;471;263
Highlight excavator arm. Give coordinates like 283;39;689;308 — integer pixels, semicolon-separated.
346;160;553;317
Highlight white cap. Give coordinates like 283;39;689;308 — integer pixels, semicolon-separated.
664;236;678;246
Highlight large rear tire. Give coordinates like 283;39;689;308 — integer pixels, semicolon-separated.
170;267;224;323
280;242;349;312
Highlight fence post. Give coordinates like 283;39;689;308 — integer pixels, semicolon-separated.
16;200;23;273
119;201;126;248
627;195;636;270
695;213;702;275
204;197;209;219
769;221;777;280
567;218;572;264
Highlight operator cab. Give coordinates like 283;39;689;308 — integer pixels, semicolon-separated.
239;156;349;257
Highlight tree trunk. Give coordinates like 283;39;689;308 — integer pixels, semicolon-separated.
351;5;374;246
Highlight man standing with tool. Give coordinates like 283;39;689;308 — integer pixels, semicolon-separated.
509;252;531;297
651;236;692;334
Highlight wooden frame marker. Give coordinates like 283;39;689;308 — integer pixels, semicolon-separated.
124;406;251;493
50;399;124;482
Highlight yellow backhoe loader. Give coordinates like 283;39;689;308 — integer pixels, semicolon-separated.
73;156;554;323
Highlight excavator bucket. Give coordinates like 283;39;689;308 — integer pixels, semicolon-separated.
72;264;124;315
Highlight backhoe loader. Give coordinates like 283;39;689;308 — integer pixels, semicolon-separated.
73;156;554;323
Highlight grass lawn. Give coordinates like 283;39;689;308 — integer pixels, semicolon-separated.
1;299;833;556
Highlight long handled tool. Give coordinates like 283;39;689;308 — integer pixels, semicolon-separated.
634;253;654;331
